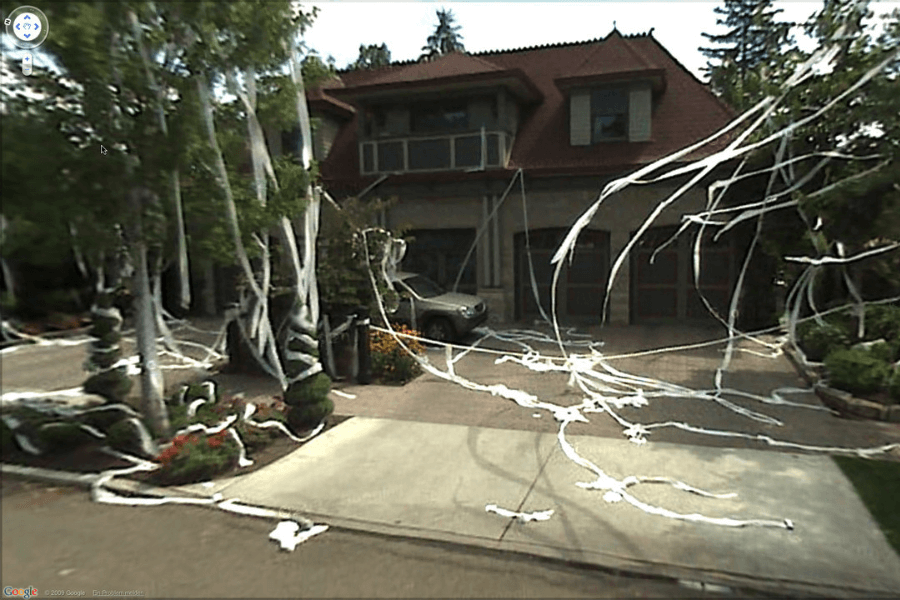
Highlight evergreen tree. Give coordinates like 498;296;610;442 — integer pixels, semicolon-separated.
700;0;793;109
349;43;391;70
419;8;465;61
712;0;900;318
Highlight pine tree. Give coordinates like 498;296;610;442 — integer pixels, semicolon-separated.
700;0;793;109
419;8;465;61
349;43;391;70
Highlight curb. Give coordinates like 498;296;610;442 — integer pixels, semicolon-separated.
0;463;210;499
783;344;900;422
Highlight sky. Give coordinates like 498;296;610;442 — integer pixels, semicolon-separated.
299;0;898;80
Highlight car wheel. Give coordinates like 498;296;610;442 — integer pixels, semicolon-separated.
424;317;454;343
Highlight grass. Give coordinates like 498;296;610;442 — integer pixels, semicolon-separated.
832;456;900;556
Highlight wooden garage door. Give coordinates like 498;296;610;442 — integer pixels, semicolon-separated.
515;228;610;322
631;226;736;323
401;229;477;295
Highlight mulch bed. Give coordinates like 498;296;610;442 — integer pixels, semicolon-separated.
2;414;352;487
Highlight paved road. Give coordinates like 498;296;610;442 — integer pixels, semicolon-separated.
0;320;223;402
1;477;739;599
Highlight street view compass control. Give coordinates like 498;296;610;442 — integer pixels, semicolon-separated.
5;5;49;49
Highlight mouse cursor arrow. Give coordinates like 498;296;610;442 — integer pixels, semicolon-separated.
100;145;108;155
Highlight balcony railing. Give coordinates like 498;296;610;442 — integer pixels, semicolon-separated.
360;129;512;175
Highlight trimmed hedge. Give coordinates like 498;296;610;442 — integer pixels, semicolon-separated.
824;348;892;396
797;321;850;362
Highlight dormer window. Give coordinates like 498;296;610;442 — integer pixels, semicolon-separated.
591;89;628;142
569;83;652;146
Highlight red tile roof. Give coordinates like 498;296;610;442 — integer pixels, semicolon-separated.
359;51;505;86
312;30;737;193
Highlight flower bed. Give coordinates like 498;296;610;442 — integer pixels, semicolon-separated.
1;381;350;486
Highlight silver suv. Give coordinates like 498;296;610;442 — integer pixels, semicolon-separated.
388;272;488;342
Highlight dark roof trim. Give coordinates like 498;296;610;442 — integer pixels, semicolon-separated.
308;95;356;119
328;68;544;104
554;68;667;92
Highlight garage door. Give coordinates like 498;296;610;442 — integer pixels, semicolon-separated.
515;228;610;322
401;229;477;295
630;225;737;323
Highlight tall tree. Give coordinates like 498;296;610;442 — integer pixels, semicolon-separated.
419;8;465;61
349;43;391;70
700;0;793;110
705;0;900;328
1;0;335;437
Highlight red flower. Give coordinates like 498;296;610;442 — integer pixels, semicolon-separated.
156;445;181;465
207;431;227;449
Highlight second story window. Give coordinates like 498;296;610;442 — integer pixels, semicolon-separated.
591;89;628;142
364;108;386;137
411;101;468;133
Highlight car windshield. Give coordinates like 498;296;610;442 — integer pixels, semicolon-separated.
402;275;445;299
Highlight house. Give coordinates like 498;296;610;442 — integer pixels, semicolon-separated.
278;28;748;326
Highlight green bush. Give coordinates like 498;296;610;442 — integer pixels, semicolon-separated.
288;373;332;404
83;368;132;403
78;406;133;431
868;341;895;363
35;422;97;453
824;348;892;396
889;369;900;404
1;419;15;454
3;405;51;428
866;304;900;342
167;403;189;433
153;431;240;486
286;398;335;432
105;419;140;453
797;320;851;362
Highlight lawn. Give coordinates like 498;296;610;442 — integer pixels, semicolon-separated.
832;455;900;556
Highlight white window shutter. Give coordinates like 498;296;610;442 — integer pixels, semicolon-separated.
629;85;652;142
570;91;591;146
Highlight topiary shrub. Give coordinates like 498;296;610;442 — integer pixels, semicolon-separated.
824;348;892;396
286;399;334;433
83;368;132;403
35;422;97;454
797;320;851;362
105;418;137;453
283;373;334;433
866;304;900;342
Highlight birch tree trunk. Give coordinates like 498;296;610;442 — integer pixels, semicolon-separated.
129;187;169;437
